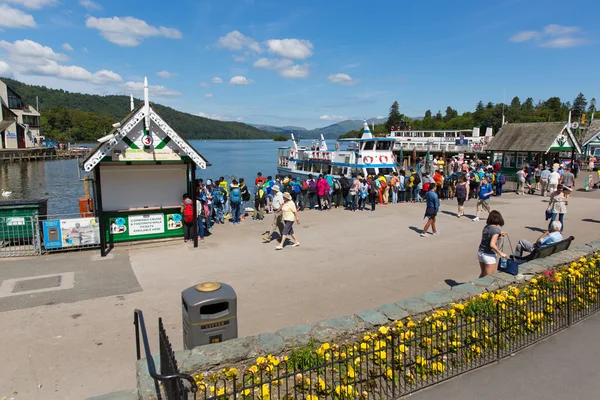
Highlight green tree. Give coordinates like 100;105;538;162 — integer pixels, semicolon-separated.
385;101;403;132
572;92;587;119
443;106;458;122
588;98;596;114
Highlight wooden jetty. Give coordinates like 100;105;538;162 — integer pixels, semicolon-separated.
0;147;91;163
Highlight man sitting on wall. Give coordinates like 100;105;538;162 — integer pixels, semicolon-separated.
514;221;564;258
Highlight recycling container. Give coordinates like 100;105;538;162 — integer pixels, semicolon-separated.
0;199;47;241
182;282;237;349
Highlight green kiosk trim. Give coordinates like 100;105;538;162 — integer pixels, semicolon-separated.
104;206;184;243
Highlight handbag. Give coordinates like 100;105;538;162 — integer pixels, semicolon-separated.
545;209;553;221
497;235;519;275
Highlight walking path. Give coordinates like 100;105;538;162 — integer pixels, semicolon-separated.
408;312;600;400
0;190;598;399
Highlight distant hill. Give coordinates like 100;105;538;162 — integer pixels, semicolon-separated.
1;77;272;141
253;118;386;140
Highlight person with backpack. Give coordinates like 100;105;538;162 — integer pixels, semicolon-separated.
358;176;369;210
348;174;360;211
495;171;506;197
307;174;317;210
180;193;195;243
377;173;388;205
473;176;493;222
229;180;242;224
255;172;266;186
455;175;469;218
332;178;343;208
239;178;251;217
317;175;330;210
390;172;400;204
212;184;226;224
340;175;351;208
196;194;205;242
299;178;309;211
254;182;267;220
411;169;421;203
398;170;406;203
291;177;302;208
367;175;378;211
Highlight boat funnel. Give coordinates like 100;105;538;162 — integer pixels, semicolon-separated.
472;127;480;137
485;127;493;137
291;132;298;150
361;119;373;139
319;134;328;151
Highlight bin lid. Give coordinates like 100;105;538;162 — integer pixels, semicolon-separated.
195;282;222;292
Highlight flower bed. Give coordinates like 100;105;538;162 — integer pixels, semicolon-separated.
189;255;600;400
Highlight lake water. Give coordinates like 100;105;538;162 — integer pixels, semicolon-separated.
0;140;336;216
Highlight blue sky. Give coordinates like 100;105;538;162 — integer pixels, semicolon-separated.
0;0;598;129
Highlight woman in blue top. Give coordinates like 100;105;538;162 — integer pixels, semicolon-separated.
421;183;440;237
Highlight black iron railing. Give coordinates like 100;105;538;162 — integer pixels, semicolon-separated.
186;265;599;400
134;309;197;400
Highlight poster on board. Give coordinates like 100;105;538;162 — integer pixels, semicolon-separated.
43;217;100;249
128;213;164;236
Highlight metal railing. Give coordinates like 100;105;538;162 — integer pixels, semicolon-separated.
182;266;599;400
0;215;41;257
393;143;487;153
134;309;198;400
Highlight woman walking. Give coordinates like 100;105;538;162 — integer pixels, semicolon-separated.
547;184;571;232
477;210;507;278
420;183;440;237
359;176;369;210
367;175;378;211
516;166;526;195
276;192;300;250
455;175;469;217
349;174;360;211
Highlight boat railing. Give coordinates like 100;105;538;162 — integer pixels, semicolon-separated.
393;142;487;153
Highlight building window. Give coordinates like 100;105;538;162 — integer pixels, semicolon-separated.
2;105;16;122
7;88;24;109
22;115;40;127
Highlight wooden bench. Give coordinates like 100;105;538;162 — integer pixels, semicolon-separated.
514;236;575;263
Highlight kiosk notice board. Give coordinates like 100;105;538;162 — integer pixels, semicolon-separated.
104;207;184;242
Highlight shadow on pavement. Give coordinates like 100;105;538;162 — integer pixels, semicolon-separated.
441;210;458;217
582;218;600;224
525;226;546;232
408;226;422;234
444;279;463;287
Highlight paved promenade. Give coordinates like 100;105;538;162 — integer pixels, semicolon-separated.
0;190;599;399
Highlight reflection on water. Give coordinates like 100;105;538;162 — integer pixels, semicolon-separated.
0;139;337;216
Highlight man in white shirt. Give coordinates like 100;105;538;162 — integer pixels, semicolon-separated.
540;167;551;197
548;169;560;194
263;185;285;242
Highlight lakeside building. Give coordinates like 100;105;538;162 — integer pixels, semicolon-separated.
486;121;582;174
0;79;41;149
580;119;600;158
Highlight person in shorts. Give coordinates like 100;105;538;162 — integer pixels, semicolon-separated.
561;167;575;200
455;175;469;217
477;210;507;278
276;192;300;250
420;183;440;237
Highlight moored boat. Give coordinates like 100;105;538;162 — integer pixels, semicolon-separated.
277;120;398;178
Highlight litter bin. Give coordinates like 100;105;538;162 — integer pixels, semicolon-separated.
0;199;48;241
182;282;237;350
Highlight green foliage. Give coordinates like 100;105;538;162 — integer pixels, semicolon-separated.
1;77;273;140
287;339;319;371
273;134;289;141
385;101;403;132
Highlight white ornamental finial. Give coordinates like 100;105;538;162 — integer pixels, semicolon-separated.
144;77;150;129
130;94;134;111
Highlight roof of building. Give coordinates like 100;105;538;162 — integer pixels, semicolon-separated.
581;119;600;146
82;102;210;172
486;122;582;154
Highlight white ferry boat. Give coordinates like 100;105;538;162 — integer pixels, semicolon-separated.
277;120;398;178
388;122;493;152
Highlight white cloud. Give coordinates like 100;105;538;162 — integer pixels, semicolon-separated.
279;64;309;79
266;39;313;59
3;0;58;9
199;82;210;87
253;58;293;70
62;43;74;52
79;0;102;10
216;30;261;52
328;73;357;86
509;24;587;48
85;16;183;47
320;115;348;121
1;39;123;85
156;70;176;78
83;47;89;53
233;55;247;62
0;39;69;63
229;76;250;85
121;81;181;97
376;115;385;119
0;61;14;78
0;4;37;29
198;112;244;122
204;93;213;98
211;77;223;84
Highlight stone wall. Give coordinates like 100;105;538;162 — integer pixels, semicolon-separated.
135;240;600;400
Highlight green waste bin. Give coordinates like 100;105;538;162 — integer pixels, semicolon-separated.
0;199;48;241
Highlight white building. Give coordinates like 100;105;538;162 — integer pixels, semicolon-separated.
0;79;41;149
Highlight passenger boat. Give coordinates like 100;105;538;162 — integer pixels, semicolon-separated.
277;120;398;178
388;122;493;153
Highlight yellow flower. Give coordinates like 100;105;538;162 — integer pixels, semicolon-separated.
395;321;404;328
354;357;361;365
379;326;389;335
261;384;270;397
378;350;387;360
415;356;427;366
347;366;356;379
363;335;371;341
386;368;393;379
306;396;319;400
318;377;326;390
242;389;252;397
432;361;445;373
360;343;368;351
398;344;407;354
256;356;267;365
530;278;538;285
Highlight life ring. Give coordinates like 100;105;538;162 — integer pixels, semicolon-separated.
379;155;388;164
325;152;330;161
364;156;373;164
290;150;295;158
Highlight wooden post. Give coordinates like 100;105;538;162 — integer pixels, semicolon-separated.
191;163;198;248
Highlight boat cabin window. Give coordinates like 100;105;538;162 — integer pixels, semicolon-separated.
375;141;392;150
366;168;376;176
332;165;343;176
363;141;375;150
378;167;394;175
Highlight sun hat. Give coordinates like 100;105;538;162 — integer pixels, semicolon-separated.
206;179;213;185
283;192;292;200
272;185;280;192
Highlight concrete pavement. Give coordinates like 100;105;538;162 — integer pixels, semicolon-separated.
407;312;600;400
1;190;599;399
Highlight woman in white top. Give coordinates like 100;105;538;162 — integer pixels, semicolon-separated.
276;192;300;250
547;184;571;232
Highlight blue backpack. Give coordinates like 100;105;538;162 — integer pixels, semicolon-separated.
230;187;241;203
292;182;301;193
213;188;225;205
